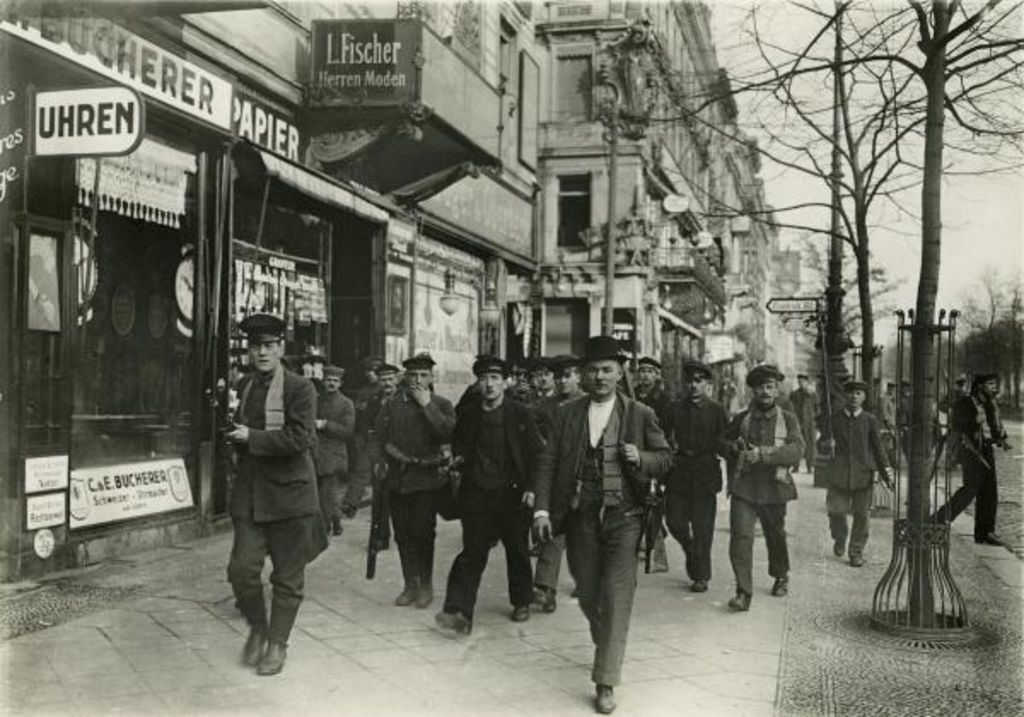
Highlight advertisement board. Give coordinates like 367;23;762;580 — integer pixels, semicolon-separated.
308;20;419;106
34;87;143;157
69;458;194;529
26;493;66;530
25;455;69;494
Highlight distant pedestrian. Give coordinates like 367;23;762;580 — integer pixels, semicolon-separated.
789;373;819;473
932;372;1011;545
314;366;355;536
224;313;327;676
528;357;557;402
436;356;544;636
664;359;729;593
635;356;672;428
723;364;804;612
531;354;585;614
343;356;385;517
372;353;456;608
825;380;893;567
532;336;673;714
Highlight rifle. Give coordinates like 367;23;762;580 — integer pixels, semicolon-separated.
958;435;992;471
640;479;665;574
365;462;390;580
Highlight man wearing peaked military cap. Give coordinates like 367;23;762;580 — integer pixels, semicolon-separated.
314;365;355;538
403;352;436;370
532;336;673;713
682;359;713;381
225;312;324;676
472;355;509;377
746;364;785;388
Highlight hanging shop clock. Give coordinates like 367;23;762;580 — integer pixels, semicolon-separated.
175;245;195;338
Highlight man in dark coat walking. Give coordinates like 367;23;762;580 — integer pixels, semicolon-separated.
436;356;545;636
225;313;327;676
825;380;893;566
664;359;729;593
532;336;673;714
723;364;804;612
789;373;818;473
314;365;355;536
635;356;672;429
372;353;456;608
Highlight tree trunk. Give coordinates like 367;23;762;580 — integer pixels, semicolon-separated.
908;3;951;626
854;236;875;399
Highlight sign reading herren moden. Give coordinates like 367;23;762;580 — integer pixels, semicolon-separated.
308;20;419;106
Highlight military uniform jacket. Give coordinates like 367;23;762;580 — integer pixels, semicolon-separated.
725;404;804;505
789;388;818;435
231;370;319;522
533;394;673;535
665;397;730;494
373;389;456;493
826;408;889;492
314;391;355;476
452;398;544;493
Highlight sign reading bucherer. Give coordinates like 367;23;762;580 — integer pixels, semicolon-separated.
34;87;143;156
69;458;194;529
308;20;418;105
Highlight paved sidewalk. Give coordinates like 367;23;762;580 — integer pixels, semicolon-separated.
2;470;1021;716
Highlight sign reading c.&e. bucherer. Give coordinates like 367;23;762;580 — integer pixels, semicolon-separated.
69;458;194;529
308;20;419;106
35;87;143;156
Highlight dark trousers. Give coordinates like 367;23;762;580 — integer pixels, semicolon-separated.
317;471;342;524
227;515;318;644
443;485;532;619
728;497;789;596
344;433;373;510
665;490;717;581
390;487;446;588
565;502;643;687
802;427;816;469
934;450;998;539
534;535;565;591
827;486;872;558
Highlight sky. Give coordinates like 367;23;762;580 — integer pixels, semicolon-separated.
708;2;1024;337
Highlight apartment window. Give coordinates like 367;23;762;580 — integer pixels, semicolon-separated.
555;55;592;119
558;174;591;248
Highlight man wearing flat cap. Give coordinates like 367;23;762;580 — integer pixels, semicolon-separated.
224;313;326;675
664;359;730;593
528;357;557;402
635;356;671;430
932;372;1010;545
824;380;893;567
436;356;545;636
532;336;673;714
789;373;819;474
314;366;355;537
722;364;804;612
372;352;456;607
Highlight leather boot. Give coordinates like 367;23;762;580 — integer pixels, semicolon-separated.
267;599;300;647
236;591;268;666
257;641;287;676
415;545;434;608
395;546;418;606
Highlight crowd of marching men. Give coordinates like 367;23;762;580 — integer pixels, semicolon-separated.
223;313;1009;715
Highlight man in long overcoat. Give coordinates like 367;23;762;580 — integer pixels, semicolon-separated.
436;356;545;635
789;373;818;473
723;364;804;613
532;336;673;715
314;365;355;536
664;359;729;593
225;313;326;676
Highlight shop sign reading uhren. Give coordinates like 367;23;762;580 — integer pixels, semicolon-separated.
34;87;144;156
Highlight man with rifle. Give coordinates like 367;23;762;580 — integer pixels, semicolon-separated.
435;356;544;636
365;362;401;580
531;336;672;715
371;353;455;608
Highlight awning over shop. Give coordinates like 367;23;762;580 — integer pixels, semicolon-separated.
658;307;702;339
239;145;391;224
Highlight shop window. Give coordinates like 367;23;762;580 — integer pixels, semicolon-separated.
558;174;591;248
555;54;592;119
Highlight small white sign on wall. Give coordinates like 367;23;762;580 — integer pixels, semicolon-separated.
25;455;69;494
26;493;66;530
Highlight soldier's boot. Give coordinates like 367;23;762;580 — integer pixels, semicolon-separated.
259;599;298;676
395;546;419;607
415;545;434;609
237;591;268;667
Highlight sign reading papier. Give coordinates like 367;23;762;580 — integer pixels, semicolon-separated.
69;458;193;529
25;455;69;493
35;87;143;156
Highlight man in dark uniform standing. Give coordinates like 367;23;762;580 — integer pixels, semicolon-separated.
664;359;729;593
225;314;326;675
436;356;545;635
932;372;1011;544
531;354;584;613
373;353;456;608
789;373;818;473
314;365;355;536
635;356;671;428
532;336;672;714
723;365;804;612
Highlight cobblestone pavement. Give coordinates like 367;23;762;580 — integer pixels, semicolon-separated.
2;470;1021;717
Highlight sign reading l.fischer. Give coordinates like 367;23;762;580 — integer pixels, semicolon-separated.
34;87;143;156
308;20;419;105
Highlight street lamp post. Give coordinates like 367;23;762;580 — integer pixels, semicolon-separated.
595;20;658;338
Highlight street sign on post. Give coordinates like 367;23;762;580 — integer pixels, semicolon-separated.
766;296;821;315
